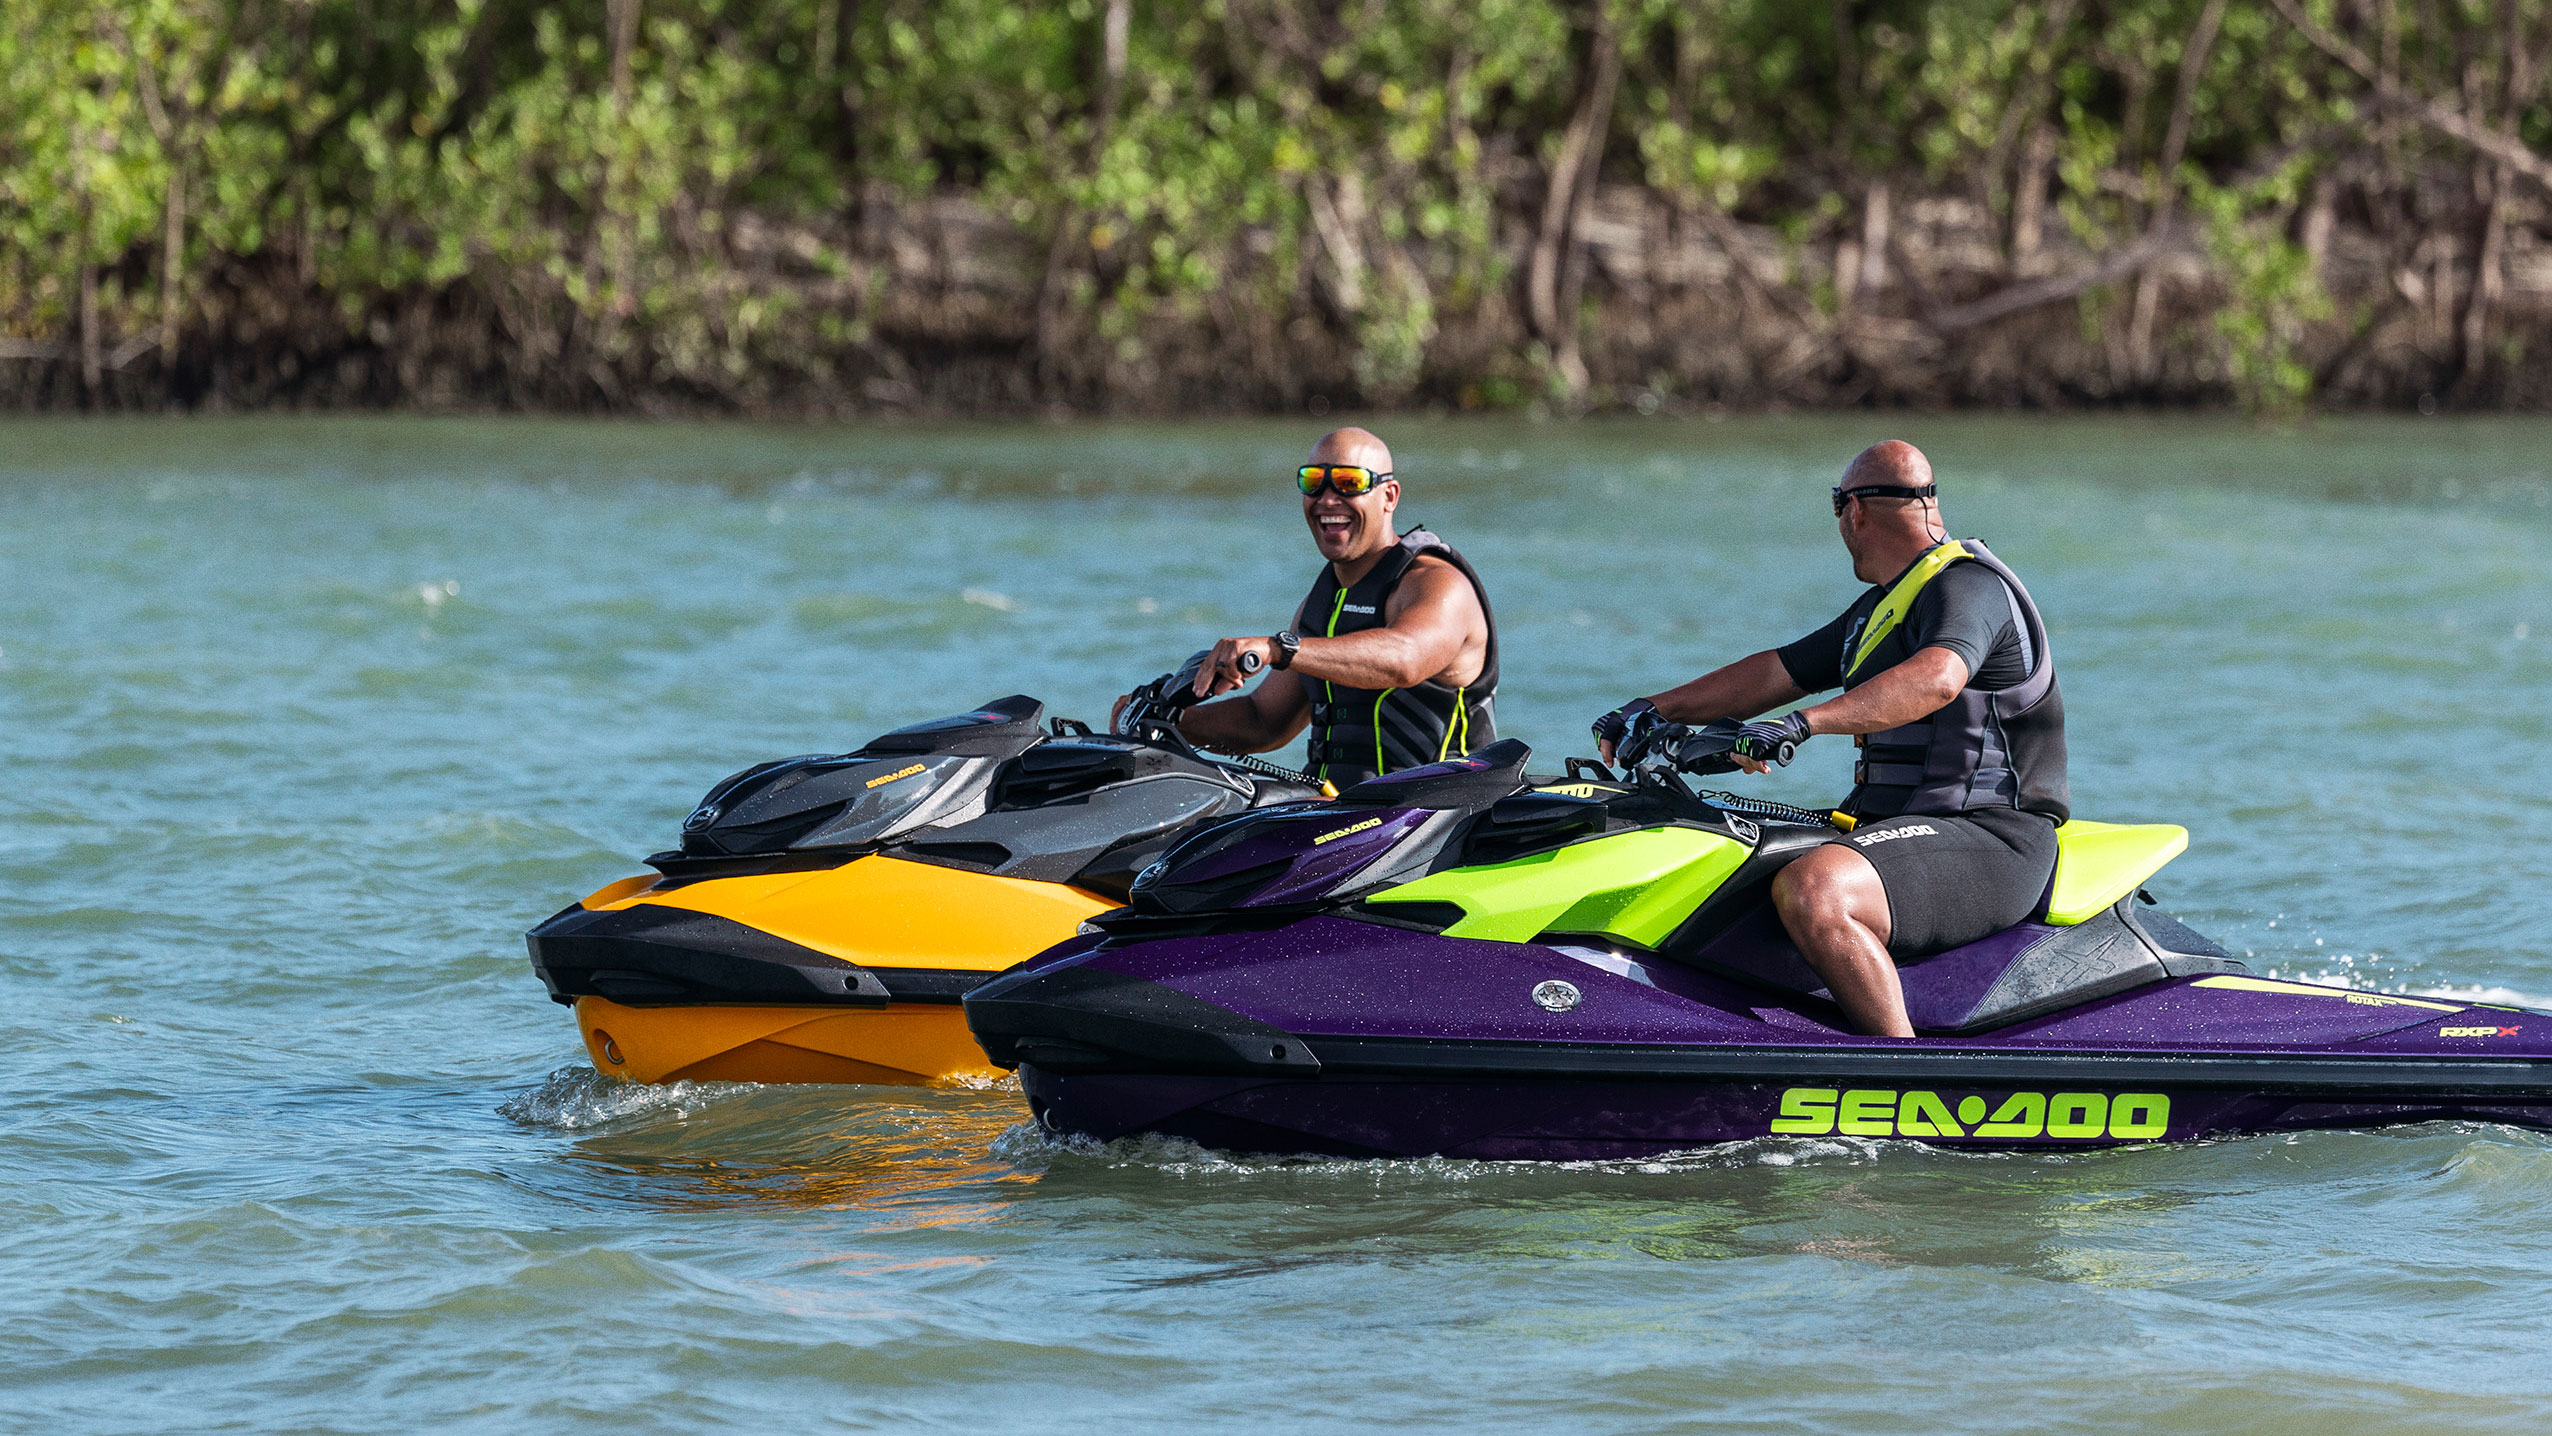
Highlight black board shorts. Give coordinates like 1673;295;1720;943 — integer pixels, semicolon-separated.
1826;807;2061;960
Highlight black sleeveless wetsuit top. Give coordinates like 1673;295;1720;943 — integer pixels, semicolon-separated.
1295;527;1499;788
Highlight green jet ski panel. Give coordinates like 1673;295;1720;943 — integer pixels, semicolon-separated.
2045;820;2188;925
1364;826;1750;946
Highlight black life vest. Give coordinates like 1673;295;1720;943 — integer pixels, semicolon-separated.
1841;538;2069;822
1296;527;1499;787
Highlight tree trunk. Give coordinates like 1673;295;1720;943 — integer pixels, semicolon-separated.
1034;0;1129;400
119;12;186;387
1828;0;1858;162
72;115;100;402
606;0;640;319
162;169;185;367
834;0;862;166
2459;162;2509;389
1099;0;1130;152
2302;171;2337;279
1858;182;1890;296
2012;123;2055;273
79;261;101;401
1527;6;1620;393
2128;0;2226;380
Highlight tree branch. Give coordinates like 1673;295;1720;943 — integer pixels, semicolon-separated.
1929;228;2178;332
2267;0;2552;190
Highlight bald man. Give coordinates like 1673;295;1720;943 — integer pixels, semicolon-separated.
1115;427;1498;788
1591;441;2069;1037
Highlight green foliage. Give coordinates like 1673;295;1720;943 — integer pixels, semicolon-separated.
1;0;2544;407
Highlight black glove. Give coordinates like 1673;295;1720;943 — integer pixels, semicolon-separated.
1731;711;1813;767
1592;698;1664;758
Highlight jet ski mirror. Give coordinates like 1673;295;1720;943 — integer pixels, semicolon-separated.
1562;756;1618;784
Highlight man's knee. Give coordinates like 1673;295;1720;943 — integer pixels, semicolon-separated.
1774;846;1859;916
1774;845;1888;941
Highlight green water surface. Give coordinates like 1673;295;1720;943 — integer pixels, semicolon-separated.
3;414;2549;1433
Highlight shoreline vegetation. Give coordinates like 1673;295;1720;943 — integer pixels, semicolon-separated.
5;1;2551;418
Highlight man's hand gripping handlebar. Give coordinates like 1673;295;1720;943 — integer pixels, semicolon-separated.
1114;650;1335;799
1606;717;1853;832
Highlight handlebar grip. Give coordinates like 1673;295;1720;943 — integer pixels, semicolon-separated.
1237;651;1264;676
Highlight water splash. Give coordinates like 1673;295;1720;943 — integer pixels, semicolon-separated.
2414;985;2552;1012
496;1065;761;1131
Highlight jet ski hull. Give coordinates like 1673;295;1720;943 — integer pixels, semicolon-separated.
973;919;2552;1157
1016;1058;2552;1160
524;693;1313;1087
574;995;1001;1086
532;854;1111;1086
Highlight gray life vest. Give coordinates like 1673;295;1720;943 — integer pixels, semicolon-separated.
1842;538;2070;822
1297;527;1499;788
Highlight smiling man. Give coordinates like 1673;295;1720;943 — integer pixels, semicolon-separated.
1118;427;1498;788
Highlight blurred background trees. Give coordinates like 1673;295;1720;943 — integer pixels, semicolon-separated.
3;0;2547;413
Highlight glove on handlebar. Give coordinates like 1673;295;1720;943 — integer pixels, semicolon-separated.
1731;711;1812;767
1592;698;1666;759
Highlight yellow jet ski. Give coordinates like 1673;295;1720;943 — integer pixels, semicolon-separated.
526;669;1326;1086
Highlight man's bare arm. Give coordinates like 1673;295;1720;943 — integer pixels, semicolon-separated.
1291;560;1478;690
1193;558;1481;698
1173;669;1312;755
1799;646;1966;735
1730;646;1966;774
1647;650;1807;724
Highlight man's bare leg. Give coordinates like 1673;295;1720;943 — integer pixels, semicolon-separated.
1771;844;1914;1037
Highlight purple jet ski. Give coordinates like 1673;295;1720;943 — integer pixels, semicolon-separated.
964;727;2552;1159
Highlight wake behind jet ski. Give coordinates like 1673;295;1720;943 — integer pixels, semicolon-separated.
966;723;2552;1157
526;653;1325;1085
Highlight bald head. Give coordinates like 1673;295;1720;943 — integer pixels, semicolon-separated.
1835;440;1945;582
1301;427;1400;567
1309;426;1393;475
1840;440;1932;491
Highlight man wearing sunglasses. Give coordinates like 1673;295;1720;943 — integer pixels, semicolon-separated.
1590;440;2067;1039
1115;427;1497;788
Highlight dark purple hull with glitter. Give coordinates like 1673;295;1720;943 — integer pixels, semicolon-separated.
969;916;2552;1159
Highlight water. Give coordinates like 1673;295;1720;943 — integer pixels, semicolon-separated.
3;413;2549;1433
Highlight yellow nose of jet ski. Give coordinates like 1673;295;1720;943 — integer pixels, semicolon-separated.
524;693;1324;1087
545;855;1114;1086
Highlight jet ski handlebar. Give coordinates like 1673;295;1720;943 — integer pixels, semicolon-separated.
1117;650;1335;799
1619;717;1749;775
1618;718;1847;830
1117;648;1221;732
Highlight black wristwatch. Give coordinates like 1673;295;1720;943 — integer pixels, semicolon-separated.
1271;630;1301;669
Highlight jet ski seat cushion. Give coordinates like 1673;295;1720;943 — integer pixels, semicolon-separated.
2041;821;2187;926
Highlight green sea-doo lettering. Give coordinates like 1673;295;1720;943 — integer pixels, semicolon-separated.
1363;826;1749;945
2108;1094;2170;1139
1839;1089;1896;1136
1896;1090;1964;1137
2046;1092;2109;1137
1975;1092;2045;1137
1767;1087;2172;1140
1770;1088;1838;1134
